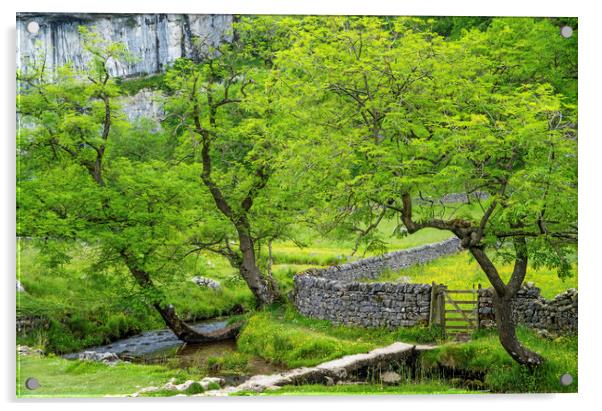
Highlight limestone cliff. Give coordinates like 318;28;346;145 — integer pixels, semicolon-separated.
17;13;233;77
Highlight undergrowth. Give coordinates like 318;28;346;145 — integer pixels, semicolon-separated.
237;304;443;368
420;327;578;393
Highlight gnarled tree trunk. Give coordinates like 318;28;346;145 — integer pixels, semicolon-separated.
198;128;280;308
153;302;241;343
123;254;241;343
237;228;279;307
470;240;544;367
493;292;544;367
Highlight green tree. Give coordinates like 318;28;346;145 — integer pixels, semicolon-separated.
162;17;306;306
17;28;235;343
277;16;577;366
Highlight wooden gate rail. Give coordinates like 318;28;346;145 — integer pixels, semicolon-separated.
429;283;481;339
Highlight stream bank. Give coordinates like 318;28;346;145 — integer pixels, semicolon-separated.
63;318;287;384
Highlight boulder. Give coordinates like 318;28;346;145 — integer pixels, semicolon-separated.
137;386;160;394
536;329;556;340
161;377;225;393
200;377;225;390
163;379;196;391
17;345;43;356
191;276;221;290
380;371;402;385
78;351;120;364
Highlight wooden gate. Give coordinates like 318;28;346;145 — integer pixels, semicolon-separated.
430;283;479;340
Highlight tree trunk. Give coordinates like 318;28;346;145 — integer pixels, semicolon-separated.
153;302;241;343
199;139;279;307
493;291;544;367
237;229;280;307
123;257;241;343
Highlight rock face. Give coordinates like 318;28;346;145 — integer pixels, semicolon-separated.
120;89;165;124
478;285;578;333
17;13;233;77
293;238;461;328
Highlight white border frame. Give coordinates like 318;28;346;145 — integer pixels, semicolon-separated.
3;1;599;410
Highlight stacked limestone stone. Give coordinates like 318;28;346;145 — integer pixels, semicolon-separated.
293;238;461;328
301;238;461;282
294;277;431;328
477;284;577;333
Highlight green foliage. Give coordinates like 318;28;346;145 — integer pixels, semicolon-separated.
16;16;577;379
116;74;166;95
275;14;577;325
206;352;250;375
428;16;493;38
368;251;577;299
109;119;173;162
421;327;578;393
17;240;253;353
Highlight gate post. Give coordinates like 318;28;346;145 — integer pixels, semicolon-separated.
429;282;447;331
476;283;482;330
429;281;436;325
438;284;447;334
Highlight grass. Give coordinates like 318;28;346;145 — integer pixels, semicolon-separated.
16;210;579;396
420;327;578;393
236;381;473;396
205;351;251;375
237;311;375;368
371;251;577;299
16;353;201;398
16;221;454;354
16;308;578;397
16;241;254;353
270;223;453;267
237;304;443;368
237;306;577;394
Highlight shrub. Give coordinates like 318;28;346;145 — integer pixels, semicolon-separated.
421;327;577;393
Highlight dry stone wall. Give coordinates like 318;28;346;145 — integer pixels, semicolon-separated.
294;277;432;328
293;237;578;334
293;238;461;328
478;284;577;333
302;238;462;282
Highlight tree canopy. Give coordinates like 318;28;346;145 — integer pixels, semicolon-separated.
273;16;577;365
17;16;577;365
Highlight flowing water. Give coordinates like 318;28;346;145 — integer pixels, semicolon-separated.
64;318;287;384
63;320;485;391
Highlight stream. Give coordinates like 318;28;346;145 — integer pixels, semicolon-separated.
62;319;485;392
64;319;287;385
